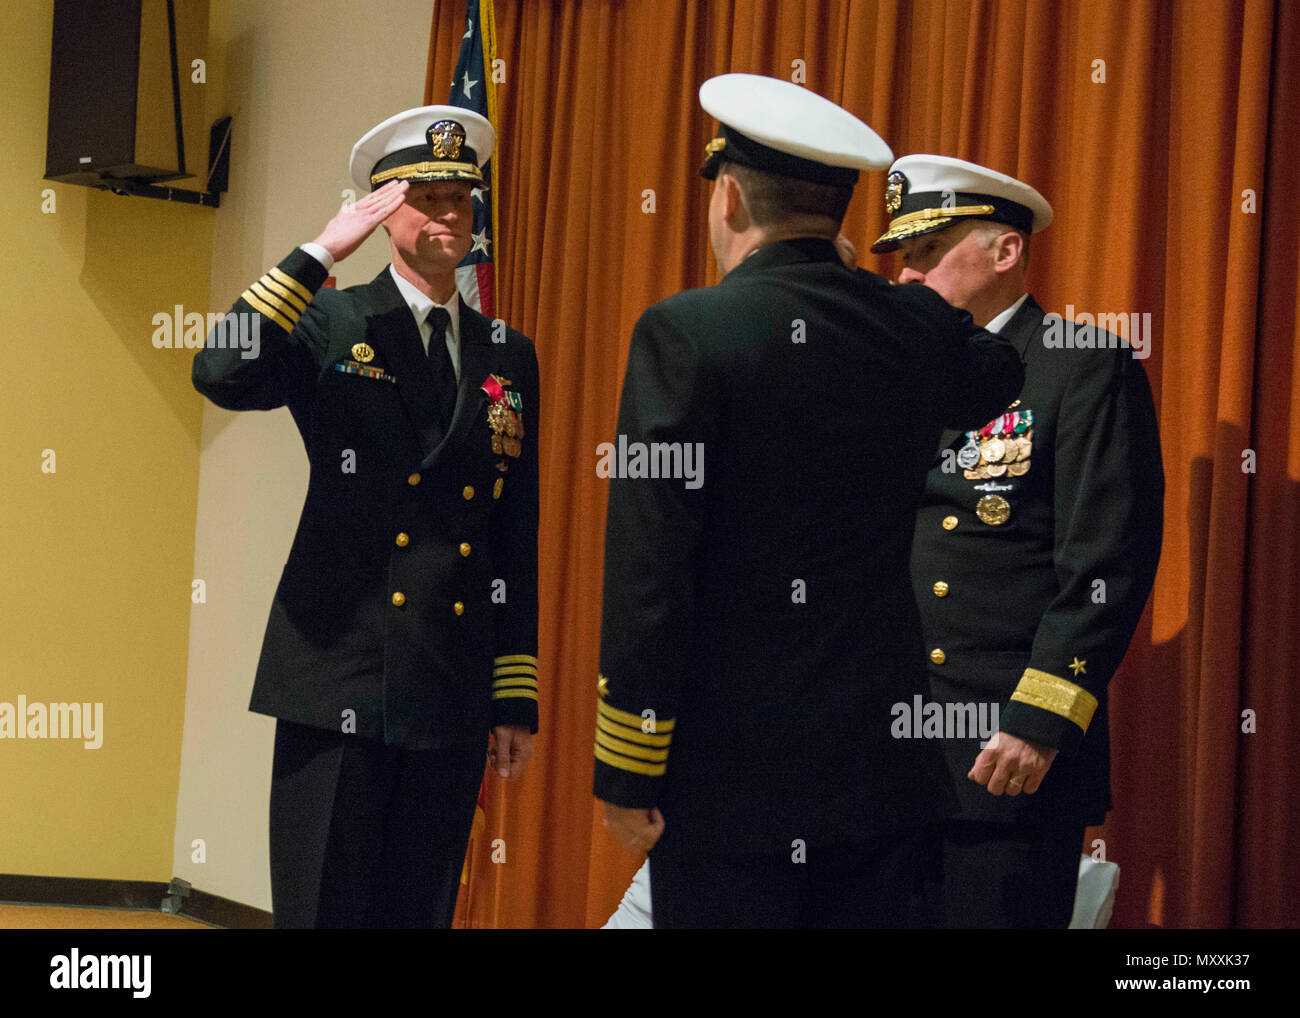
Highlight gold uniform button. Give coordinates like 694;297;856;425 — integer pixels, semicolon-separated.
930;648;946;665
408;473;421;486
459;542;471;557
932;581;949;597
462;485;475;500
453;601;465;616
392;592;406;607
942;515;959;531
395;532;410;547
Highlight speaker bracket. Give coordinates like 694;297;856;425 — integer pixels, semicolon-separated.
101;115;232;209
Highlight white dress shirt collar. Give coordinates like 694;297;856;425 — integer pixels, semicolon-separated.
389;265;460;347
984;292;1029;335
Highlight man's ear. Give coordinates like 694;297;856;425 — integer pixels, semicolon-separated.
991;229;1025;274
719;171;746;228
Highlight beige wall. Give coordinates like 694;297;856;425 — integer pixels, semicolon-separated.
173;0;438;909
0;3;211;879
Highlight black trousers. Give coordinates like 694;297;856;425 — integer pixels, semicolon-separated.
648;826;942;929
268;719;485;929
937;820;1086;929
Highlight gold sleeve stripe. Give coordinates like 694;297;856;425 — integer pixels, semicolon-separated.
269;266;314;304
240;290;295;333
594;742;666;777
596;713;672;747
493;688;538;701
595;729;669;762
597;698;675;732
493;679;538;691
248;282;303;326
1010;668;1099;732
495;654;539;666
258;274;308;315
493;664;538;678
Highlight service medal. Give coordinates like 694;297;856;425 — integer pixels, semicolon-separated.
1007;460;1030;477
957;441;981;470
976;494;1011;525
983;438;1006;463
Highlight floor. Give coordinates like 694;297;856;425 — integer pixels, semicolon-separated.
0;903;213;929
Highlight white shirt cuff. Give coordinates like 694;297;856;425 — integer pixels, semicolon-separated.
299;242;334;271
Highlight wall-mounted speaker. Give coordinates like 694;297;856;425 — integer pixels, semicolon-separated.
44;0;228;206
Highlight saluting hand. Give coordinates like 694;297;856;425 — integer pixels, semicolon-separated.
488;725;534;780
311;179;410;263
969;731;1058;796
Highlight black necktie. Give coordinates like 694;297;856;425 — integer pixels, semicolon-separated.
426;306;457;430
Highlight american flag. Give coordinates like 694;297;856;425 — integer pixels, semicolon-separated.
449;0;497;317
449;0;498;919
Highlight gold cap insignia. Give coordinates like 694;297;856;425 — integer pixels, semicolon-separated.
351;342;375;363
885;171;906;215
428;120;466;160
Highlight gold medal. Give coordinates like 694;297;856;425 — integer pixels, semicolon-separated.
351;342;375;363
491;434;504;454
975;494;1011;525
503;436;522;457
1002;442;1020;463
983;438;1006;463
1007;460;1030;477
986;463;1008;477
963;468;981;480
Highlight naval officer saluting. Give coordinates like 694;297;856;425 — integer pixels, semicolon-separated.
593;75;1024;928
193;106;540;928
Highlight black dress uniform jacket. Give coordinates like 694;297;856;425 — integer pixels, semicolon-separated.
593;237;1025;857
911;294;1163;825
192;248;539;750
